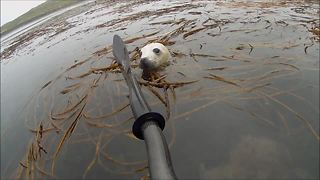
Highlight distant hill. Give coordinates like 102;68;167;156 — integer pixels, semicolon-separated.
0;0;83;35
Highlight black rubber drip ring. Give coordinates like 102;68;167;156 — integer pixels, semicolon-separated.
132;112;165;140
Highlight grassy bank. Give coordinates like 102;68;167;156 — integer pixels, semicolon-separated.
1;0;83;35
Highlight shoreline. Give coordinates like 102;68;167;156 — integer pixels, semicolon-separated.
0;0;84;36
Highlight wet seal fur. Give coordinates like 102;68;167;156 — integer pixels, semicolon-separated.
139;43;170;71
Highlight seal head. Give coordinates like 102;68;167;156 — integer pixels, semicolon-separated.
139;43;170;71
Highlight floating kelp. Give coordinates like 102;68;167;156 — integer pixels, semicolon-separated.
183;27;206;39
204;73;240;87
1;20;75;60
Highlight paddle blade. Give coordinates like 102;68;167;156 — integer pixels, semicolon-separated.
113;35;130;72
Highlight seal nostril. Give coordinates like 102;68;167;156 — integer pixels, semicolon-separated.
139;58;149;69
140;58;148;64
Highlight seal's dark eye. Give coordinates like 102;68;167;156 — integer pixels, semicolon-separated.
153;48;160;54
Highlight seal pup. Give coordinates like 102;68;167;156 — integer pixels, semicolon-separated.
139;43;170;71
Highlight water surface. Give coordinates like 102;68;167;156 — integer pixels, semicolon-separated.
1;0;319;179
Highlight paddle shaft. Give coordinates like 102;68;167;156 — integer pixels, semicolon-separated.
142;121;177;180
123;67;177;180
113;34;177;179
125;72;177;179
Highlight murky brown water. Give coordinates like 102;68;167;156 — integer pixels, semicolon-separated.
1;0;319;179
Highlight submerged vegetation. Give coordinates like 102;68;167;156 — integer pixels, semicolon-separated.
1;0;319;179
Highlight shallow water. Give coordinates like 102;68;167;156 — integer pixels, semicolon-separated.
1;0;319;179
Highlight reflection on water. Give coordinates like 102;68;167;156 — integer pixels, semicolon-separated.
1;0;319;179
201;135;303;179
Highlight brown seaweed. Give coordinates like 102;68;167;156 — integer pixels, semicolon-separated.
257;91;319;141
183;27;206;39
207;67;228;71
138;80;198;89
40;81;52;91
204;74;240;87
52;102;87;174
84;103;130;120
